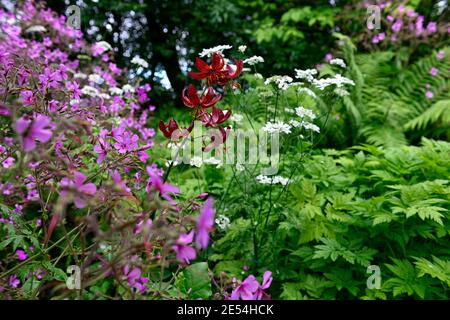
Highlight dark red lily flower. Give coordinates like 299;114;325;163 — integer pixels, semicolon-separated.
204;107;232;127
159;119;194;139
189;53;243;86
182;84;221;109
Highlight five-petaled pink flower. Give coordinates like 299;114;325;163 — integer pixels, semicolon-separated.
15;114;53;152
123;266;149;294
16;249;28;261
231;275;260;300
60;171;97;208
173;231;197;264
196;197;215;249
146;169;180;204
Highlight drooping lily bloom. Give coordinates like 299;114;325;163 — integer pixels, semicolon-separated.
189;53;243;86
182;84;221;109
196;197;215;249
15;114;53;151
159;119;194;140
203;107;232;127
60;171;97;208
159;118;180;138
189;53;226;86
172;231;197;264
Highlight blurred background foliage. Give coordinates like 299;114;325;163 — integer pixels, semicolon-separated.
45;0;448;109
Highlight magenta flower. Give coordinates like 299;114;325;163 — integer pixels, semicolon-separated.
255;271;273;300
93;131;110;164
15;114;53;151
392;20;402;33
230;275;259;300
60;171;97;208
113;130;139;154
173;231;197;263
437;51;445;60
196;197;215;249
430;67;439;76
123;266;149;294
146;169;180;204
425;90;434;100
2;157;14;168
426;22;437;34
9;275;20;288
16;249;28;261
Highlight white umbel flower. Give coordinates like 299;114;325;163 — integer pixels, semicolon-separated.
262;121;292;134
264;75;293;91
330;58;346;68
244;56;264;65
189;156;203;168
25;25;47;33
122;84;135;93
199;45;232;57
295;106;317;120
215;215;231;230
81;85;99;97
88;74;104;85
131;56;149;68
109;87;123;96
294;68;318;82
256;175;289;186
313;74;355;90
95;41;113;52
238;45;247;53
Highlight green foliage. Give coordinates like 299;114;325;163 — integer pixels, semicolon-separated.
211;138;450;299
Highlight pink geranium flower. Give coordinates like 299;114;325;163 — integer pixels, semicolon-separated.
231;275;260;300
15;114;53;151
16;249;28;261
60;171;97;208
196;197;215;249
146;168;180;204
173;231;197;263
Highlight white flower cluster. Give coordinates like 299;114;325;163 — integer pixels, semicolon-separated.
264;75;293;90
294;68;318;82
81;85;99;97
288;119;320;133
95;41;113;52
330;58;346;68
122;84;135;93
238;45;247;53
312;74;355;91
256;175;289;186
334;88;350;97
295;106;316;120
199;45;232;57
109;87;123;96
131;56;149;68
189;156;203;168
244;56;264;66
204;157;222;168
25;25;47;33
88;74;104;85
262;121;292;134
215;215;231;230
